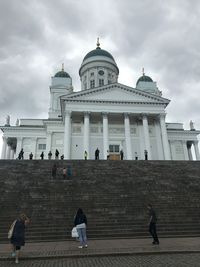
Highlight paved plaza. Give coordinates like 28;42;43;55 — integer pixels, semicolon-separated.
1;253;200;267
1;237;200;266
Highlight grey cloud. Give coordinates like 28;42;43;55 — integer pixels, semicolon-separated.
0;0;200;135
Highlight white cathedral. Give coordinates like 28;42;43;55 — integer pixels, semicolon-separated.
1;40;200;160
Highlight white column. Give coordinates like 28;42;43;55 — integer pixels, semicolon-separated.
46;132;52;158
64;111;71;159
95;68;98;87
83;112;90;159
6;145;11;159
183;141;189;160
142;115;152;160
86;70;90;89
10;149;15;159
102;113;109;160
15;137;23;158
188;145;193;160
1;136;7;159
104;69;108;84
31;138;37;159
194;141;200;160
160;114;171;160
124;113;132;160
154;120;164;160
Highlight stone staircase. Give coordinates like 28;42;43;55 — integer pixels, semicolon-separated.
0;160;200;243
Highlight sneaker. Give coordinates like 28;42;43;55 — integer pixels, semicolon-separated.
84;244;88;248
15;259;19;264
78;246;83;249
11;252;16;257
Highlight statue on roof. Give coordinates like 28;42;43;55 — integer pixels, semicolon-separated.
190;120;195;131
5;115;10;126
15;119;19;126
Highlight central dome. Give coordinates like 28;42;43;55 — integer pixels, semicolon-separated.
79;39;119;90
83;47;115;61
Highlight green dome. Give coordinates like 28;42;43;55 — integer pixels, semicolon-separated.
83;47;115;61
136;75;153;85
55;70;70;78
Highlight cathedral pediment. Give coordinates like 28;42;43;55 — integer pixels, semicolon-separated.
61;83;170;105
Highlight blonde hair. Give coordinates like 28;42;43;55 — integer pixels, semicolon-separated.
19;213;28;221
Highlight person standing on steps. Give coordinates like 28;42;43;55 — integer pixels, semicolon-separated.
40;151;44;160
74;208;88;248
120;149;124;160
48;151;52;160
63;167;67;179
52;164;57;179
107;150;110;160
55;149;59;160
18;149;24;160
144;150;148;160
29;152;33;160
9;213;30;264
84;150;88;160
95;148;100;160
147;204;159;245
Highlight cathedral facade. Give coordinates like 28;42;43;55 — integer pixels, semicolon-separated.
1;41;200;160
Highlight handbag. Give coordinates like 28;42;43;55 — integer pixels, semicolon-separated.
71;227;79;238
8;220;17;239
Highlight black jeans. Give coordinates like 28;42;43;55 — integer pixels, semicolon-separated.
149;222;159;243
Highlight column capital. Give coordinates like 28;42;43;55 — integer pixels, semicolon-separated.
84;111;90;117
2;136;7;142
141;113;149;120
102;112;109;118
124;113;130;118
159;113;166;120
65;110;72;116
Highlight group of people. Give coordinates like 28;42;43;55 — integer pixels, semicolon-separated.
84;148;124;160
8;205;159;264
40;149;64;160
18;149;64;160
18;148;149;161
52;164;72;179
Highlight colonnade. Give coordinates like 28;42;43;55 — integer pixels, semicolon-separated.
63;112;172;160
1;136;16;159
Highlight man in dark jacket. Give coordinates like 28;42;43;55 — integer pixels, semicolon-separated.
147;204;159;245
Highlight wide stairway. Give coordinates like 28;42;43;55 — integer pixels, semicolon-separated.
0;160;200;243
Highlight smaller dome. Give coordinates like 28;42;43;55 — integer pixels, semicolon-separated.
136;74;153;85
55;70;70;78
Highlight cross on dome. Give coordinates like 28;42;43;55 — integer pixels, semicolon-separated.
96;37;100;49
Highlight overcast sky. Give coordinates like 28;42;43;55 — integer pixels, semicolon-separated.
0;0;200;152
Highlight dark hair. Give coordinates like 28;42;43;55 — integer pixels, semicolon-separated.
77;208;83;215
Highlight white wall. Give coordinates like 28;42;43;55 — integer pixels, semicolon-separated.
0;132;2;159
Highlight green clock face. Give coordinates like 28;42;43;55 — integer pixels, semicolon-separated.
98;70;104;76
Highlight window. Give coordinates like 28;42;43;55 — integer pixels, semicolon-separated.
108;80;112;84
90;72;94;76
99;79;104;86
90;80;95;88
38;144;46;150
84;83;87;90
109;145;120;153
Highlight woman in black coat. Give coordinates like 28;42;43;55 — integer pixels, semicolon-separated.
10;213;30;264
74;208;88;248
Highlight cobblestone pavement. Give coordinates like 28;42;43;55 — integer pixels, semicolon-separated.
1;253;200;267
